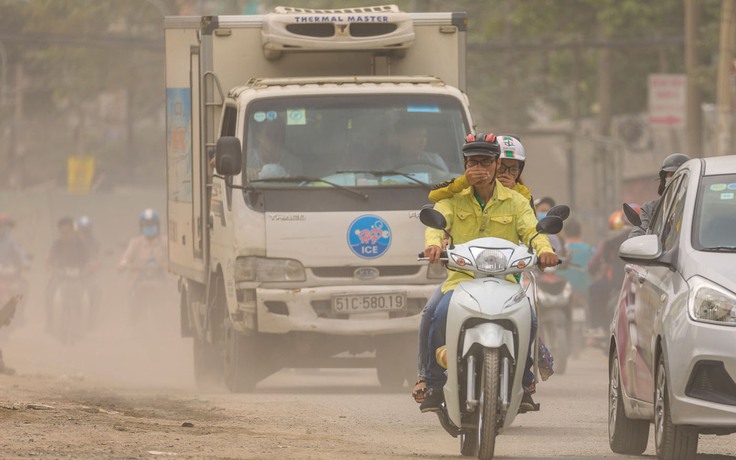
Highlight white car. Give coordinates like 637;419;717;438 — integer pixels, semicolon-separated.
608;155;736;460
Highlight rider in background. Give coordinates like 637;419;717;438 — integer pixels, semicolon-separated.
76;216;101;325
629;153;690;238
45;216;89;332
0;215;30;324
587;208;639;337
557;219;594;295
118;209;167;277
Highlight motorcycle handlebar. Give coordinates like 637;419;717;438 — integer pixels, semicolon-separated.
417;250;448;261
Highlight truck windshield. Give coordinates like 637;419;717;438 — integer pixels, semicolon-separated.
242;94;469;187
693;173;736;252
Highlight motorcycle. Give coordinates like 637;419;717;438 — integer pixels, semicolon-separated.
129;257;168;325
532;264;574;374
418;205;567;459
49;266;91;344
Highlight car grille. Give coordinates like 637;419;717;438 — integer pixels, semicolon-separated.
685;360;736;406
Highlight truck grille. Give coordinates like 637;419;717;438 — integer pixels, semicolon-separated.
311;266;421;278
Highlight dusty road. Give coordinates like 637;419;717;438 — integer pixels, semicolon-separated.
1;299;736;459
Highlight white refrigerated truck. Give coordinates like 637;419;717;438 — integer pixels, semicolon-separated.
165;5;474;391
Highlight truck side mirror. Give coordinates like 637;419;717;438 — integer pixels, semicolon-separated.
215;137;242;176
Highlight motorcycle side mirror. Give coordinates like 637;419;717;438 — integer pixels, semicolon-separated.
623;203;642;228
545;204;570;221
536;215;564;235
419;206;447;230
528;215;564;253
419;206;454;249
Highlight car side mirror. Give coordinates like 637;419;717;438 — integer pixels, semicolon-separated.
215;136;242;176
618;234;662;264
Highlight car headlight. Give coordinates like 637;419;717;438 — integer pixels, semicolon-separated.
235;257;306;282
470;248;509;273
688;277;736;326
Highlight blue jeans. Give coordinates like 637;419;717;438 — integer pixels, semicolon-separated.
424;290;538;391
417;285;444;379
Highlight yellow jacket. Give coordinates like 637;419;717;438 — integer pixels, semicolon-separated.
426;180;553;293
429;174;534;208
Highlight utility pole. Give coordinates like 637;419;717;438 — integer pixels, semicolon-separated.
716;0;736;157
685;0;703;157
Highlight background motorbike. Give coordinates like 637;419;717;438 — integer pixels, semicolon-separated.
49;266;91;344
532;263;574;374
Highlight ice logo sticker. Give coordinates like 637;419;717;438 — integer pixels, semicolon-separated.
348;215;391;259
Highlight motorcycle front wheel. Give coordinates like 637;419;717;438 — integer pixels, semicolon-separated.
477;348;501;459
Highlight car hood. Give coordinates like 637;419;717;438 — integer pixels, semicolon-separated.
683;250;736;292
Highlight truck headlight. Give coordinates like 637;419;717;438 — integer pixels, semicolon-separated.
688;277;736;326
470;248;509;273
235;257;306;282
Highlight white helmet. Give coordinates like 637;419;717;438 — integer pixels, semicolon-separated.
498;135;526;162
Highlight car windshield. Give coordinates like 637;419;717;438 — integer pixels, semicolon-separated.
693;173;736;251
241;94;469;188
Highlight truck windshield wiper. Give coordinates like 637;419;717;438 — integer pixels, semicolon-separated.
336;170;432;190
249;176;368;200
701;245;736;252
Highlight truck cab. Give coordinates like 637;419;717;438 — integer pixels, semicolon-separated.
165;5;473;391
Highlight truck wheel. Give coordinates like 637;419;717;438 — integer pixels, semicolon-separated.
193;335;223;389
477;348;501;460
608;348;649;454
375;334;414;389
223;320;260;393
654;353;698;459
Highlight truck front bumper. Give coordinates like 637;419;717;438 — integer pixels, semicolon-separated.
249;284;437;335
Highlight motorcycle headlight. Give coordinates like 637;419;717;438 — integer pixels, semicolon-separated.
688;277;736;326
235;257;306;282
470;248;509;273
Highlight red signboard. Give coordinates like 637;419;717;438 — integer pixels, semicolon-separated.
648;74;686;128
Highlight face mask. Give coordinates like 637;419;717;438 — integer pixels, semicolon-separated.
142;225;158;237
664;177;673;188
538;212;547;219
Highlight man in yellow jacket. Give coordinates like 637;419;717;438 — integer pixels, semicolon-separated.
420;133;558;413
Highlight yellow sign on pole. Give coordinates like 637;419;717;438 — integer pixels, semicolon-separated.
67;155;95;194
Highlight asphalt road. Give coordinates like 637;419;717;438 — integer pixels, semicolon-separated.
3;314;736;460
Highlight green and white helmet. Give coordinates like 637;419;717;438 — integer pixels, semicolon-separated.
498;135;526;162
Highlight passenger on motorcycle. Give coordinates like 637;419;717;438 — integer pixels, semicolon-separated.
420;133;558;413
628;152;690;238
414;134;536;403
76;216;101;325
45;216;89;332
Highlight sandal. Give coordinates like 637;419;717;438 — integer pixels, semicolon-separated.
412;378;427;403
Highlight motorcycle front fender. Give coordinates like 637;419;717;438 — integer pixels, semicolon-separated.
462;322;515;360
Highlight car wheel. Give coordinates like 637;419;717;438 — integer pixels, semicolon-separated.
608;348;649;454
654;353;698;459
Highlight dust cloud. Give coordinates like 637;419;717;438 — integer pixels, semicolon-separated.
1;255;194;390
